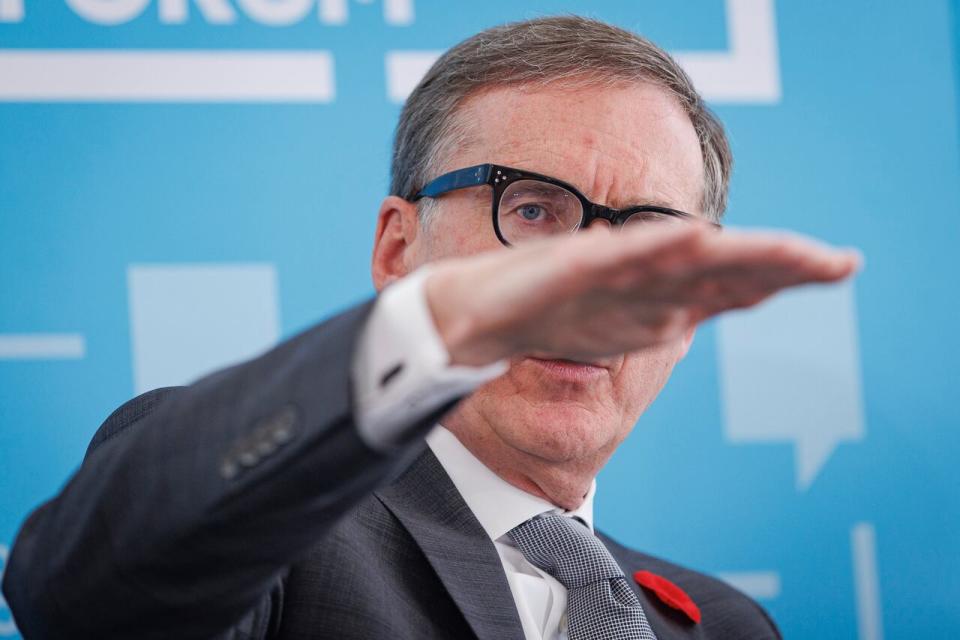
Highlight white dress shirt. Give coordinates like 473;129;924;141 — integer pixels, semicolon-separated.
351;266;507;448
351;267;597;639
427;425;595;640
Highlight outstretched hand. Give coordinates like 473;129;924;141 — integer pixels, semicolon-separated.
425;223;861;366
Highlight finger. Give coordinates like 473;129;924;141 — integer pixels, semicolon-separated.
618;238;860;320
628;230;860;297
699;247;856;297
679;256;851;317
560;225;861;341
697;230;860;280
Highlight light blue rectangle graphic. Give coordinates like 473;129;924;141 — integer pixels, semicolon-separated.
0;334;85;360
127;264;280;394
852;522;884;640
717;571;782;601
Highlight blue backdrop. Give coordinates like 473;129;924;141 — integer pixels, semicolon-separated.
2;1;959;637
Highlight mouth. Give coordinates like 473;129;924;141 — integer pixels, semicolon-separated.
524;356;610;382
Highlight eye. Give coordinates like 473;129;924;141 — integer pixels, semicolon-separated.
517;204;547;221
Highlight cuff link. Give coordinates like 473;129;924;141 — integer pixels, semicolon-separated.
379;362;405;388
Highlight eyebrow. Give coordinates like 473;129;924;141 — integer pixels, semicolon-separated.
565;179;681;211
607;195;679;211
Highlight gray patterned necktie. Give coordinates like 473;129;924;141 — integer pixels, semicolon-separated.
509;514;658;640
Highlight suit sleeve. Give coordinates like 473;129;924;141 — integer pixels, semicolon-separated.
2;299;455;639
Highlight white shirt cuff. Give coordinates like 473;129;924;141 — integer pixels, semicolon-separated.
352;266;508;450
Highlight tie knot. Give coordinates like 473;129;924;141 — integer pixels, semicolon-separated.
509;513;625;589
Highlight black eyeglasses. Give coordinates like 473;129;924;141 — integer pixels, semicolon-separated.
412;163;715;247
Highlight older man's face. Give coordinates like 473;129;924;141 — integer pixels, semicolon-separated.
416;81;706;465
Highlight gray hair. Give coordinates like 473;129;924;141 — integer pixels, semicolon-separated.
390;15;732;224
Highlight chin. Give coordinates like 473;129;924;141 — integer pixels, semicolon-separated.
486;397;623;463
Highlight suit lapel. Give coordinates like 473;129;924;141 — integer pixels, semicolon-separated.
376;448;703;640
599;532;706;640
376;449;525;640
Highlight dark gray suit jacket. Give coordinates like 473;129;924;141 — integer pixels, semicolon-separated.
3;301;780;639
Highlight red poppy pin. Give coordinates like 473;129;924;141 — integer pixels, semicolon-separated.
633;570;701;624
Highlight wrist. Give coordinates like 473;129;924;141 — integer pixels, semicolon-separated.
424;264;510;367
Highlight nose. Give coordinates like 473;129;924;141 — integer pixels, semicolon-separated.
585;218;612;231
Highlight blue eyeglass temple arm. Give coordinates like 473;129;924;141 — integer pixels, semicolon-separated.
414;164;494;199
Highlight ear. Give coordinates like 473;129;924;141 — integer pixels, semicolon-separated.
371;195;424;292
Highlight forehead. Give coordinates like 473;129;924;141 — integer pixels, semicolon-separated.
448;81;705;213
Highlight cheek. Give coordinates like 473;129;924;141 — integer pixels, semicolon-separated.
423;204;499;260
613;344;684;417
451;226;484;255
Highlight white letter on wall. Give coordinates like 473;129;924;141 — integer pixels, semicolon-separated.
383;0;412;25
65;0;150;25
236;0;311;25
0;0;24;23
318;0;414;26
159;0;237;24
318;0;345;25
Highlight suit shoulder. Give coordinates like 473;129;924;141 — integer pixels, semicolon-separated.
598;530;781;639
85;386;184;459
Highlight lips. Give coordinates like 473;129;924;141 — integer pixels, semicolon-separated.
523;356;610;382
528;356;608;369
525;353;614;370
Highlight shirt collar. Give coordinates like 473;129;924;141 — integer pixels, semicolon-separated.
426;425;595;542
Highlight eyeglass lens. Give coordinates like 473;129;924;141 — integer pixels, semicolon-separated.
497;179;686;245
620;210;688;228
497;180;582;245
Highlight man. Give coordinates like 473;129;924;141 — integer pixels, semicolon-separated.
3;16;858;640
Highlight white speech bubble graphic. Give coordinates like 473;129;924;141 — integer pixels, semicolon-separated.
717;280;865;490
0;545;17;636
